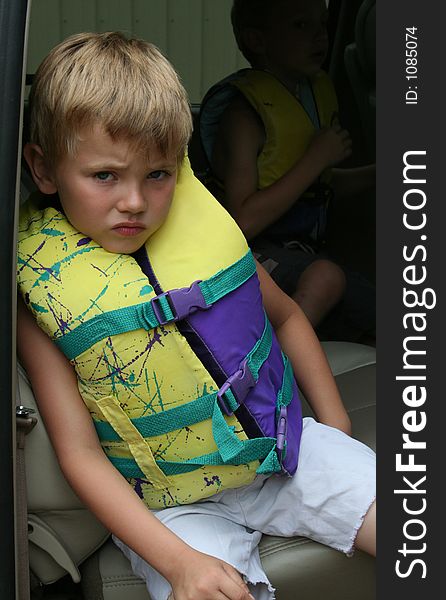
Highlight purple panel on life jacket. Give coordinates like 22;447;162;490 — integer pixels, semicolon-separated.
187;275;264;377
253;345;302;475
187;274;302;475
134;246;302;474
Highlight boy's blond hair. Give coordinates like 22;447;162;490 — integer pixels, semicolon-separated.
28;31;193;166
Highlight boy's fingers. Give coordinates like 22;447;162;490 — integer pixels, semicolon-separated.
222;563;253;598
219;577;254;600
222;562;245;583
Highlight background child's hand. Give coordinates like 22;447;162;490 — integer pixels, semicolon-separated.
309;124;352;169
169;549;255;600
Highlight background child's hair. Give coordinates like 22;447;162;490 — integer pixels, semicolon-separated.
231;0;273;65
28;31;193;165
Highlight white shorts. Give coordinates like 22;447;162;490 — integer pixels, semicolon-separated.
114;418;376;600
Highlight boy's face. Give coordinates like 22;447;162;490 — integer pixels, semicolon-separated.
43;125;177;254
261;0;329;80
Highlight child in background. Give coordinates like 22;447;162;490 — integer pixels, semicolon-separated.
17;31;375;600
202;0;375;340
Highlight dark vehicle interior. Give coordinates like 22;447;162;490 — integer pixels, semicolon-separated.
1;1;376;598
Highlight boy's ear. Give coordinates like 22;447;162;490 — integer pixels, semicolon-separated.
241;27;266;57
23;143;58;194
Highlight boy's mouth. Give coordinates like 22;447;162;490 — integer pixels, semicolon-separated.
113;223;146;236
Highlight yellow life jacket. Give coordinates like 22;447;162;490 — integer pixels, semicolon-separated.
200;69;338;243
17;159;302;509
231;69;338;191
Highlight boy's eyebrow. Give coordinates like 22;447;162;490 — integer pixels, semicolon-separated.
86;161;129;170
86;159;178;171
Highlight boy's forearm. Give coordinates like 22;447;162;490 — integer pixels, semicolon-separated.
59;446;195;582
257;264;351;434
17;300;195;585
274;310;351;434
234;151;325;239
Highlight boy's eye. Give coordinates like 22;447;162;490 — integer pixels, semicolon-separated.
95;171;113;182
148;170;169;180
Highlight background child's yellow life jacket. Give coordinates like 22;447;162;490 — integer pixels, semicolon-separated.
17;159;302;509
200;69;339;243
232;69;338;190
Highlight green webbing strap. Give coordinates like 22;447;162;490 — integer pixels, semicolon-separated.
199;250;256;305
108;434;277;479
95;314;272;444
246;314;272;379
210;353;292;469
277;354;294;410
105;353;295;480
94;391;218;441
55;250;256;360
256;447;281;475
257;355;294;475
208;338;293;472
55;302;161;361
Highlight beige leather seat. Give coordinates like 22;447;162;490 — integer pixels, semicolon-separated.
21;341;375;599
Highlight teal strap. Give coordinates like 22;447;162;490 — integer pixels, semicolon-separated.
256;354;295;475
210;318;275;461
55;250;256;360
109;456;202;478
216;314;272;415
95;314;272;444
199;249;256;305
247;314;272;379
277;354;294;409
256;447;282;475
56;301;161;360
108;434;276;479
94;391;217;441
104;352;295;480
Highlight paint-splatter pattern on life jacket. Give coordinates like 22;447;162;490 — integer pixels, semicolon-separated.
17;159;302;509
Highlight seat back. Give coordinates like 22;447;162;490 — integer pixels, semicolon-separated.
19;365;109;585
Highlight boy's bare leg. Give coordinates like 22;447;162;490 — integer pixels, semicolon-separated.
354;500;376;556
292;259;346;327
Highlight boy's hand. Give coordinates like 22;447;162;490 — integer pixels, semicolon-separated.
169;549;255;600
309;124;352;169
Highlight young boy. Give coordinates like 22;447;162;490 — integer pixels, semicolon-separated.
202;0;375;339
17;32;375;600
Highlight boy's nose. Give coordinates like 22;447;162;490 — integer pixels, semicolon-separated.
117;185;146;213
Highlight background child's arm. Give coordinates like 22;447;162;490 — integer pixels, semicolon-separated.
256;262;352;435
17;299;254;600
212;96;351;240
